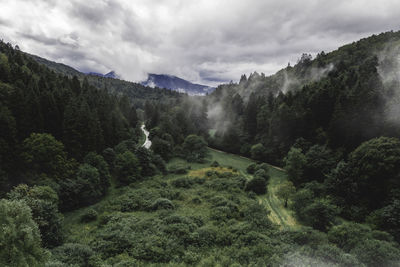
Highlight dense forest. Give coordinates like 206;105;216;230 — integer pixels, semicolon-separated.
2;30;400;266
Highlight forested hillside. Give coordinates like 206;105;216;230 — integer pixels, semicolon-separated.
208;31;400;162
2;29;400;266
29;54;182;108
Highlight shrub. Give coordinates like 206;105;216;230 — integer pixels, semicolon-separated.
0;199;47;266
51;243;95;266
245;177;266;195
246;163;257;174
254;169;269;181
108;189;159;212
206;170;214;177
171;177;195;188
114;151;141;185
150;198;175;211
183;135;208;162
191;197;202;204
80;209;98;223
255;163;269;172
211;161;219;167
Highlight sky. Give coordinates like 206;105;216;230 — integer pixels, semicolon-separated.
1;0;400;86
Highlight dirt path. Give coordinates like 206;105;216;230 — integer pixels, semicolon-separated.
208;147;298;229
261;175;298;230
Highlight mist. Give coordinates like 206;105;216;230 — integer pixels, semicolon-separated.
377;43;400;126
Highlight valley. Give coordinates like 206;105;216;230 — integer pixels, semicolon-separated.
2;23;400;267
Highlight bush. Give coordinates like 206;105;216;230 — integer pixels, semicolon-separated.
170;177;204;188
245;177;266;195
351;239;400;266
255;163;269;172
150;198;175;211
211;161;219;167
51;243;95;266
254;169;270;181
191;197;202;204
108;188;159;212
0;199;47;266
80;209;98;223
250;143;265;160
114;151;141;185
206;170;214;177
183;135;208;162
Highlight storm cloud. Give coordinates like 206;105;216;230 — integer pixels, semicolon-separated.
1;0;400;85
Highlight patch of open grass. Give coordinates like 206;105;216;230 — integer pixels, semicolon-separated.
188;166;238;178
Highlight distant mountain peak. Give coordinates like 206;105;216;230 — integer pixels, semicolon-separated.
87;70;119;79
142;73;214;95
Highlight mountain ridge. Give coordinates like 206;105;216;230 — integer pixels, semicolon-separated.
142;73;215;95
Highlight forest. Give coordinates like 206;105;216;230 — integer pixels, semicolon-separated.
1;31;400;266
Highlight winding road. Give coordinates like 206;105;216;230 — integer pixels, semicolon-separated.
141;124;152;149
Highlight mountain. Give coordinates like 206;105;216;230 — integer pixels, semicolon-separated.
142;73;215;95
87;70;119;79
27;54;182;106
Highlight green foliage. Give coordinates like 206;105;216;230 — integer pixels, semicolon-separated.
250;143;265;160
84;152;111;194
303;144;337;182
115;151;141;185
58;163;104;211
351;239;400;267
0;199;47;266
168;163;189;174
210;161;219;167
328;222;400;266
102;147;116;170
152;136;173;160
245;176;266;195
291;188;314;221
276;181;296;207
284;147;306;185
51;243;95;266
369;199;400;243
8;184;63;248
150;198;175;211
171;177;204;188
76;163;102;204
21;133;74;181
326;137;400;220
80;209;98;223
135;147;157;177
183;134;208;162
254;169;270;181
301;198;340;232
246;163;257;174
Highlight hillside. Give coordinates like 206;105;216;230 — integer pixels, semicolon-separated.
2;28;400;266
142;73;215;95
208;30;400;162
27;54;183;107
59;148;376;266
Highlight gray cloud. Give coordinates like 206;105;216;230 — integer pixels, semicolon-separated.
0;0;400;85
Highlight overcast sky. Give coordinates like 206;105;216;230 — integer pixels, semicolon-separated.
1;0;400;86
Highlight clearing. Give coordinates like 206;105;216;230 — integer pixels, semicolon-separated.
174;147;299;229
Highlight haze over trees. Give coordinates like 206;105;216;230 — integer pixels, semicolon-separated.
2;30;400;266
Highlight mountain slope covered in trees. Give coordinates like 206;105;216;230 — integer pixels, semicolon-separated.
29;54;183;108
2;30;400;266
